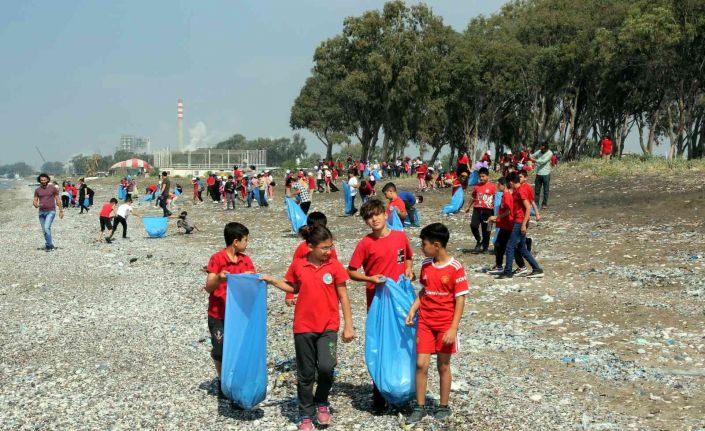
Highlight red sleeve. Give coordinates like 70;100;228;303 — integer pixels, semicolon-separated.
454;266;469;296
206;252;222;274
293;242;308;260
519;187;531;202
419;264;428;287
348;238;367;270
403;234;413;259
284;261;298;285
243;255;256;273
333;261;350;285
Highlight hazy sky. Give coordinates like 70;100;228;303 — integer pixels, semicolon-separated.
0;1;508;166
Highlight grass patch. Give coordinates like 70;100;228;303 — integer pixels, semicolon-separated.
560;155;705;177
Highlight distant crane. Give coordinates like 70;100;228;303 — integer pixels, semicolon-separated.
35;146;47;164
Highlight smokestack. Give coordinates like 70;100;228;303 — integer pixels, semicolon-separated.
177;98;184;151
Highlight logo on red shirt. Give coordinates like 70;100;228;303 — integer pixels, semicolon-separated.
322;273;333;284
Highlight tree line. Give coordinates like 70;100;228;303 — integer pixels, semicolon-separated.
290;0;705;163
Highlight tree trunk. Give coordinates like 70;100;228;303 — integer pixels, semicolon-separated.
429;144;443;165
637;114;647;155
647;109;660;155
449;146;456;169
381;133;391;162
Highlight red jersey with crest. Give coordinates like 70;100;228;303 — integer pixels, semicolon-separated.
418;257;469;330
472;182;496;209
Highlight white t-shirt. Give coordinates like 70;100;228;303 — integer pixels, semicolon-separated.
348;176;359;196
116;204;133;218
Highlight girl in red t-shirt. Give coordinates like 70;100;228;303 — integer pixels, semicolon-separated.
262;226;354;428
416;163;428;191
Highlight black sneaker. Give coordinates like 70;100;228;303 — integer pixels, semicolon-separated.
473;242;482;253
513;267;529;277
527;269;544;278
216;379;227;399
495;272;513;280
45;245;56;252
105;237;113;244
406;404;425;424
487;266;504;275
434;405;452;421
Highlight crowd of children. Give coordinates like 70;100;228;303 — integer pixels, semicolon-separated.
203;192;485;429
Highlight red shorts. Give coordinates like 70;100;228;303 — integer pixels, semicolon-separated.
416;321;459;354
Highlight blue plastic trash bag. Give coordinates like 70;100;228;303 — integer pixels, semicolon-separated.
175;188;182;197
386;207;404;231
372;170;381;182
442;188;464;215
366;275;417;406
468;170;479;186
493;191;503;244
403;207;421;227
363;167;369;178
142;216;168;238
142;193;154;202
117;186;126;200
342;181;353;214
285;197;307;234
221;274;268;409
83;198;90;208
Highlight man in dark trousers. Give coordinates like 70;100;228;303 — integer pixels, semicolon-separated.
159;171;172;217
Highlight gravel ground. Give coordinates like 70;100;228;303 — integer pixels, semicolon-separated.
1;173;704;431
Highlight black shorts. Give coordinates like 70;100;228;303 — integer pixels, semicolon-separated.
208;316;224;361
99;217;112;231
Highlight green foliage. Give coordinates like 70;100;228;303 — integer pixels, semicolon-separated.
40;161;65;175
293;0;705;161
0;162;35;177
215;133;307;166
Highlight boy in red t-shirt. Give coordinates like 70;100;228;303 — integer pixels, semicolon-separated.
203;222;256;394
262;225;354;430
405;223;468;424
487;177;513;273
497;173;543;279
381;182;408;222
465;167;496;253
347;198;414;412
285;212;339;306
96;198;118;242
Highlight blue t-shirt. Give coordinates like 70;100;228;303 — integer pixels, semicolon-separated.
398;191;415;207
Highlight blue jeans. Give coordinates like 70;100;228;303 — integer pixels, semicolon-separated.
38;210;56;248
503;223;540;275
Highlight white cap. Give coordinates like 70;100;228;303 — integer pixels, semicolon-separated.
286;170;291;174
486;150;491;155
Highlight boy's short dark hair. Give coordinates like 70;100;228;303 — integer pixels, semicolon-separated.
161;171;168;177
478;167;489;176
110;198;118;204
179;211;188;219
347;168;358;176
420;223;450;248
360;199;385;220
228;175;233;179
507;172;520;184
416;195;424;204
224;222;249;246
382;182;397;193
125;197;133;203
518;170;528;178
37;173;50;182
497;177;507;186
306;211;327;227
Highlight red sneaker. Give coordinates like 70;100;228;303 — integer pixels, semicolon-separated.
316;405;331;425
297;417;314;430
